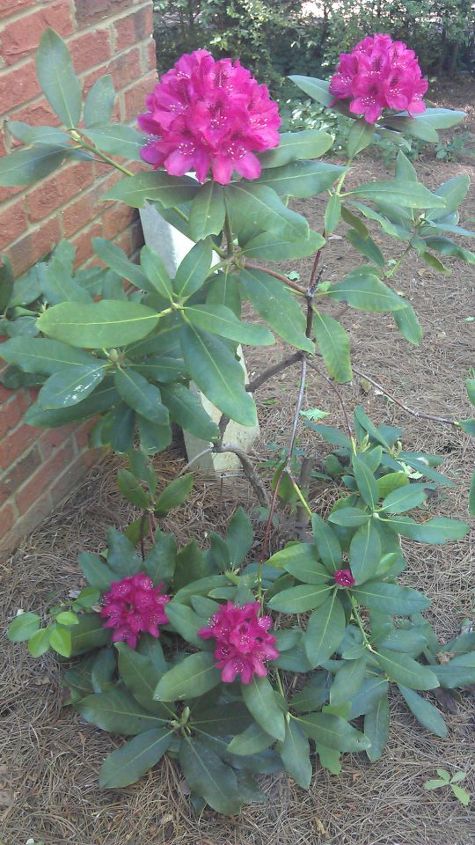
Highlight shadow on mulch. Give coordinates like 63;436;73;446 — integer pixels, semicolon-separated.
1;82;475;845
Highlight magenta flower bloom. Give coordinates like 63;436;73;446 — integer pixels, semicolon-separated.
101;572;170;649
329;33;428;124
198;601;279;684
138;49;281;185
334;569;355;588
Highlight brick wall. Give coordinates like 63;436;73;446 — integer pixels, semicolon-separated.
0;0;157;553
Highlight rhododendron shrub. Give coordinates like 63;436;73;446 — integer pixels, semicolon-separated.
3;30;475;816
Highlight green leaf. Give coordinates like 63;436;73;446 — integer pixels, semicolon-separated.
8;611;40;642
290;672;329;713
180;324;257;426
104;171;199;208
311;514;342;572
226;182;309;243
69;613;110;655
411;108;465;130
83;75;115;127
7;120;70;146
350;677;389;719
160;382;219;441
328;507;370;528
116;643;168;715
0;257;14;312
260;129;333;168
0;145;69;186
173;241;212;300
154;652;220;701
257;160;344;199
381;484;427;513
288;75;332;106
48;625;72;657
451;784;471;806
313;311;352;383
364;693;390;761
348;180;446;209
352;581;429;615
268;583;333;613
349;521;382;584
117;469;150;508
304;593;346;667
428;174;470;220
382;515;469;544
140;245;174;299
241;676;286;741
56;611;79;626
28;628;51;657
106;527;142;576
100;727;173;788
346;229;385;267
278;720;312;789
324;193;341;234
226;507;253;565
37;301;160;348
266;542;315;570
397;685;447;738
283;553;329;585
330;657;367;706
189;181;225;240
179;738;241;815
36;29;81;127
115;369;168;426
93;238;149;290
86;125;145;160
190;702;251;737
163;603;207;648
241;229;325;262
78;689;167;735
326;268;405;312
375;649;439;690
227;722;274;755
78;551;115;590
432;653;475;688
424;779;446;791
132;356;186;385
156;474;193;515
352;454;378;508
144;531;176;582
297;712;370;751
240;267;313;352
347;119;375;158
393;302;423;346
184;303;274;346
38;362;106;409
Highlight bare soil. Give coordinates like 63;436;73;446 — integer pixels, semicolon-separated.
1;81;474;845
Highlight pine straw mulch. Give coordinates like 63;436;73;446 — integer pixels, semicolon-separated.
1;85;475;845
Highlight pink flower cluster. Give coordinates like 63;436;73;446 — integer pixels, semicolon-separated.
138;49;281;185
101;573;170;649
329;33;428;124
334;569;355;588
199;601;279;684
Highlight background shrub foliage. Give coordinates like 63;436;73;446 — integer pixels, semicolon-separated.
2;30;475;814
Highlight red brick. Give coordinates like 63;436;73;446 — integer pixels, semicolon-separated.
1;495;52;553
70;28;111;74
16;438;75;515
39;426;77;459
143;39;156;73
0;199;27;250
0;444;42;504
0;423;38;470
0;502;15;537
0;60;41;117
0;2;74;66
9;97;61;128
74;0;130;25
0;0;31;20
6;216;61;277
109;47;142;90
123;73;157;121
102;201;134;239
61;185;102;237
114;6;153;51
0;392;30;440
71;221;103;266
48;451;90;508
26;160;95;223
74;418;97;450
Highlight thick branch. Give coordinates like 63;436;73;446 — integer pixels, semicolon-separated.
215;443;269;507
244;261;307;295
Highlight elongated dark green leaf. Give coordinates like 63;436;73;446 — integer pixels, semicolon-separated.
297;712;370;751
330;657;367;706
69;613;110;655
37;301;160;348
278;720;312;788
432;653;475;688
86;125;145;160
347;180;446;209
36;29;81;127
160;382;218;441
84;75;115;128
179;738;240;815
375;649;439;690
313;310;352;383
352;581;429;614
184;303;274;346
137;245;173;300
381;515;469;544
100;727;173;788
154;652;220;701
397;685;447;738
241;676;286;741
283;556;329;586
393;302;423;345
7;120;70;146
411;107;465;129
348;521;381;584
266;542;315;570
350;677;389;719
37;362;106;409
240;268;312;352
346;228;385;267
227;722;274;755
191;702;252;737
0;257;14;313
324;193;341;234
268;582;333;613
347;119;375;158
381;484;427;513
288;75;332;106
104;172;199;208
189;181;225;240
311;514;342;572
304;592;346;667
173;241;213;300
226;507;253;566
93;238;149;289
0;337;96;374
115;370;169;426
257;161;344;199
0;145;69;186
156;474;193;514
117;468;150;508
364;693;390;761
226;182;309;242
116;643;168;715
78;688;167;735
241;229;325;262
144;531;176;583
260;129;333;168
328;507;370;527
8;612;40;642
180;324;257;426
325;268;406;312
352;454;378;508
78;552;115;590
